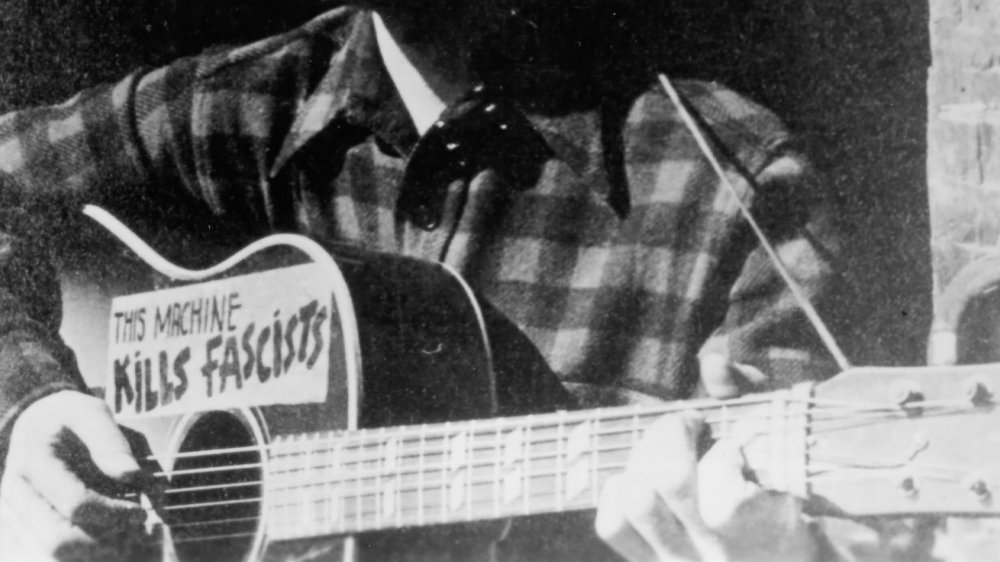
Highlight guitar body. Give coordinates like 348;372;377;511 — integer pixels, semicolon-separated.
83;206;1000;562
87;207;503;562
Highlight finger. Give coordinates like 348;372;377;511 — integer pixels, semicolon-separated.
700;354;768;398
698;440;809;559
67;397;143;484
0;495;52;562
622;483;699;561
594;475;659;562
634;412;726;558
700;351;739;398
0;471;91;557
697;438;761;530
1;479;141;562
631;412;700;510
19;449;145;537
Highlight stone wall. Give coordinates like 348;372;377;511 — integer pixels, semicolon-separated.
929;0;1000;291
928;0;1000;361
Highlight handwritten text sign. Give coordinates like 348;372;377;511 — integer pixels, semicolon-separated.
107;264;335;419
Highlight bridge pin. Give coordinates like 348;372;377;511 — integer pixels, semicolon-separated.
899;473;918;497
964;475;992;503
964;377;994;406
889;380;923;407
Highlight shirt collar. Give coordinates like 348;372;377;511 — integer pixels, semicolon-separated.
270;9;595;181
270;9;417;177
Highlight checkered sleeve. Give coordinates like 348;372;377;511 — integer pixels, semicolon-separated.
0;25;320;450
702;148;849;395
0;69;164;458
0;70;153;207
0;228;89;471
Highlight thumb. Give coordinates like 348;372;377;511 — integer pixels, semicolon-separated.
697;438;760;530
70;397;143;483
699;438;805;549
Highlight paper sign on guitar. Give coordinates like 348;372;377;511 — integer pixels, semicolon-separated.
106;264;334;419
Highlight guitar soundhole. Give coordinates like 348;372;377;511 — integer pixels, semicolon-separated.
168;412;262;562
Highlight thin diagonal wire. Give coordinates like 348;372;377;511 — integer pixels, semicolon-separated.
657;73;850;371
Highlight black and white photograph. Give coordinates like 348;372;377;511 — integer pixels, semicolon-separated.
0;0;991;560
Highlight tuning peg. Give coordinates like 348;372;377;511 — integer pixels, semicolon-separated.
898;472;918;497
889;380;923;407
963;474;992;503
964;377;994;406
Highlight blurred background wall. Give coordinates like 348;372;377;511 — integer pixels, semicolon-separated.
927;0;1000;366
0;0;932;382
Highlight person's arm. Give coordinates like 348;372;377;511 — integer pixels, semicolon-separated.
593;152;838;558
0;226;153;560
594;81;856;560
0;14;329;434
0;23;321;557
596;412;819;562
698;146;850;398
0;66;180;559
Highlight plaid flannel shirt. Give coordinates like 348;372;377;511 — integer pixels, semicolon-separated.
0;7;847;437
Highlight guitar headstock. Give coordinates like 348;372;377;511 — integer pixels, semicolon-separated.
804;362;1000;518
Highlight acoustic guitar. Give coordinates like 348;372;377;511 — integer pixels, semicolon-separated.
82;206;1000;562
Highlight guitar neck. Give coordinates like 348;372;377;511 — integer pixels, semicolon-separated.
264;391;804;540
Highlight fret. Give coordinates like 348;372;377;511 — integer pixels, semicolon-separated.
342;440;354;533
555;411;566;512
719;402;731;440
298;435;310;533
565;419;592;503
447;427;470;515
418;424;427;527
493;423;501;519
381;433;399;526
440;423;450;523
328;434;343;532
631;406;641;450
266;444;283;538
523;418;532;516
304;437;318;536
769;392;787;494
394;435;402;529
466;420;476;521
374;428;384;526
354;430;364;531
590;416;600;509
320;434;329;532
502;425;524;507
305;437;322;533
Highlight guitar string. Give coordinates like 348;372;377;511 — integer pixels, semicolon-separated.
143;403;968;486
143;407;856;480
153;442;962;516
258;409;936;481
149;462;978;546
148;465;980;532
147;402;980;533
123;399;980;523
136;395;946;465
238;434;969;495
146;423;977;517
144;401;966;482
137;396;778;462
145;408;789;474
167;515;259;529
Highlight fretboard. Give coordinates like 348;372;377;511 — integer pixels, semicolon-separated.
264;393;792;540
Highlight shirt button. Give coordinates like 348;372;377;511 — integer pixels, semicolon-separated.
412;204;440;230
